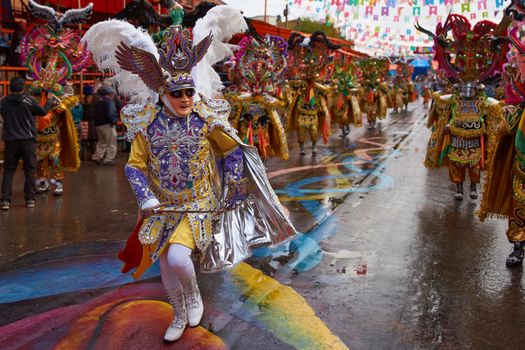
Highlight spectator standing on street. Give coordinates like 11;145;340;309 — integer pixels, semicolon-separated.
81;86;97;158
92;86;117;165
0;77;53;210
7;20;26;67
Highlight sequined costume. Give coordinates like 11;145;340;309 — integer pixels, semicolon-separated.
35;95;80;187
22;1;91;193
358;58;390;128
226;35;289;160
284;32;339;155
416;13;509;200
479;21;525;265
120;97;295;275
84;21;297;276
332;65;363;137
425;92;502;185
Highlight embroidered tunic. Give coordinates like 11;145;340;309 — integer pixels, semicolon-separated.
121;98;296;278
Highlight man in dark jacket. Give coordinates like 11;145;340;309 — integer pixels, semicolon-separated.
0;77;53;210
92;86;118;165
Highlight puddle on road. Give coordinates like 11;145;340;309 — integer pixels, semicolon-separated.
324;249;362;259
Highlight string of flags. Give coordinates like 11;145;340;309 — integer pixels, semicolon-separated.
288;0;507;55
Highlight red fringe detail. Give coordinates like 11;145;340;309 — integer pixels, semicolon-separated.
258;126;268;158
322;117;330;144
248;121;254;146
117;218;144;274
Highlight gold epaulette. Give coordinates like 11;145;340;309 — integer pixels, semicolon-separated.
56;95;79;112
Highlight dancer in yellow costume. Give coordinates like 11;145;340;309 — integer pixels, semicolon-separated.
479;20;525;267
284;31;338;155
226;34;289;161
416;13;509;200
359;58;390;130
35;95;80;195
84;7;296;343
332;65;363;138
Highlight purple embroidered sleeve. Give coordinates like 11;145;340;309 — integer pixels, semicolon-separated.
224;147;244;182
223;147;248;209
124;164;157;208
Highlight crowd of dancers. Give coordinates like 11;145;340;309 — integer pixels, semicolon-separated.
3;0;525;343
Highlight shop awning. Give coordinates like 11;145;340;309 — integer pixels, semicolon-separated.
248;18;356;48
337;48;368;59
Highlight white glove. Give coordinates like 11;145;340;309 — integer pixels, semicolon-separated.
141;198;160;210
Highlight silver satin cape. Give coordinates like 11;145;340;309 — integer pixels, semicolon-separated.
193;96;297;272
201;143;297;272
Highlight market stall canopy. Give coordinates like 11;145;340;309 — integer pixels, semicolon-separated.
410;58;430;78
410;58;430;67
248;18;366;57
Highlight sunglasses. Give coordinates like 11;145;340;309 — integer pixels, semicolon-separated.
169;89;196;98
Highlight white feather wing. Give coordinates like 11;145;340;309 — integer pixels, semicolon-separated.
192;6;248;99
81;20;159;102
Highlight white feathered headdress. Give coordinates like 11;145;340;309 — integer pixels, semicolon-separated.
82;20;159;102
192;5;248;98
81;5;247;102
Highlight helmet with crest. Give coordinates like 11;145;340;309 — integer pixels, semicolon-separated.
415;14;509;84
286;31;339;81
82;5;248;102
115;25;213;94
231;35;288;95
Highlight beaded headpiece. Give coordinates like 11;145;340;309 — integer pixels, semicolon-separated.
230;35;288;95
116;25;213;94
333;64;360;96
415;14;509;84
21;0;92;95
287;31;339;81
358;58;389;88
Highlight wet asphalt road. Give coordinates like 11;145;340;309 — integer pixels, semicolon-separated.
0;99;522;350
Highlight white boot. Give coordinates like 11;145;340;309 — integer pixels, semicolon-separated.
181;276;204;327
36;178;49;193
164;287;187;342
53;180;63;196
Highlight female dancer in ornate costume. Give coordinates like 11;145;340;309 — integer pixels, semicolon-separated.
416;14;508;201
83;6;296;342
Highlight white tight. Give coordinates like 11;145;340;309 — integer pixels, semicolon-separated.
159;244;196;290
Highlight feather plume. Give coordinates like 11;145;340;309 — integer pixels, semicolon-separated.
192;5;248;98
81;20;159;102
28;0;58;27
60;4;94;28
